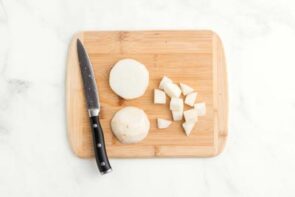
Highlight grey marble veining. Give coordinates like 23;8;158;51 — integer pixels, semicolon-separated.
1;0;295;196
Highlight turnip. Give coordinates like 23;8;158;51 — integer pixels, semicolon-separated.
164;83;181;98
109;59;149;99
157;118;172;129
183;108;198;123
154;89;166;104
185;92;197;107
170;98;183;111
182;122;195;136
111;106;150;144
179;83;194;96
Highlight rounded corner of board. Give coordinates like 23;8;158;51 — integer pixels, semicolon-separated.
69;138;94;158
215;134;228;157
72;32;84;42
211;31;223;43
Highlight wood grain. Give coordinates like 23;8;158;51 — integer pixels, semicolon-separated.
66;30;228;158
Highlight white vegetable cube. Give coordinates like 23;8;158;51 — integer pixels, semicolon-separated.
170;98;183;111
157;118;172;129
159;76;173;90
180;83;194;96
184;92;197;106
164;83;181;98
194;102;206;116
183;108;198;123
182;122;195;136
171;110;183;121
154;89;166;104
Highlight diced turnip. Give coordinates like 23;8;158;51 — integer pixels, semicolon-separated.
183;108;198;123
157;118;172;129
185;92;197;107
180;83;194;96
194;102;206;116
182;122;195;136
164;83;181;98
154;89;166;104
159;76;173;90
170;98;183;111
171;110;183;121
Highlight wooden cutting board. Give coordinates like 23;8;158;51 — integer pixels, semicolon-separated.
66;30;228;158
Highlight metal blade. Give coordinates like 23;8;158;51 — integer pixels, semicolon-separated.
77;39;100;115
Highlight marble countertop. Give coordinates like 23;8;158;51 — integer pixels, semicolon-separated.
1;0;295;196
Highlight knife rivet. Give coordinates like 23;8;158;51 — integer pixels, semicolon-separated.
93;124;98;128
97;143;102;148
101;162;106;166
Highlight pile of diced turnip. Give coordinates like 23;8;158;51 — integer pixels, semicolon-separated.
154;76;206;136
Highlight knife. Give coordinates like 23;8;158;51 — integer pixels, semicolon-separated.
77;39;112;174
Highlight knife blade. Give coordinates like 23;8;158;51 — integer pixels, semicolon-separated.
77;39;112;174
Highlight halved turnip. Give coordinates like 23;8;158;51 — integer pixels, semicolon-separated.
111;106;150;144
157;118;172;129
109;59;149;99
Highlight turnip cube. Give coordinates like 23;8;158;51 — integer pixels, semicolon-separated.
183;108;198;123
194;102;206;116
182;122;195;136
170;98;183;111
154;89;166;104
171;110;183;121
164;83;181;98
157;118;172;129
180;83;194;96
159;76;173;90
184;92;197;107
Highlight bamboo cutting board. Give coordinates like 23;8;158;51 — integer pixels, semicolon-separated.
66;30;228;158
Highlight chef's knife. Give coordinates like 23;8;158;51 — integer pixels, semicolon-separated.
77;39;112;174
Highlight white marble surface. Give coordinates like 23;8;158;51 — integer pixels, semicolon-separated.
1;0;295;196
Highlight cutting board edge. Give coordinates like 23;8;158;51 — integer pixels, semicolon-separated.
66;32;88;158
212;32;228;157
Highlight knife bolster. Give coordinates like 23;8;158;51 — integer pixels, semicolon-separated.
88;108;99;117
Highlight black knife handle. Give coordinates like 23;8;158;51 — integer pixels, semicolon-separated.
90;116;112;174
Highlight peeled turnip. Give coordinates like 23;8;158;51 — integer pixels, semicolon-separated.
179;83;194;96
159;76;173;90
111;106;150;144
183;108;198;123
164;83;181;98
171;110;183;121
185;92;197;107
154;89;166;104
109;59;149;99
157;118;172;129
170;98;183;111
182;122;195;136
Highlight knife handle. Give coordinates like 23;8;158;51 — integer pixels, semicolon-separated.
90;116;112;174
